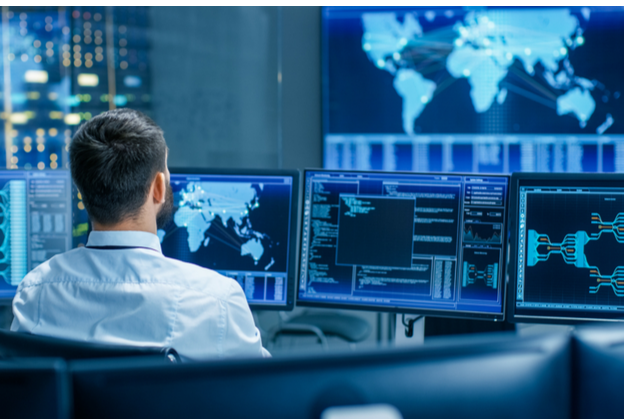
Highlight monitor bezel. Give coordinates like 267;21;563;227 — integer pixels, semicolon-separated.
168;167;300;312
507;172;624;325
296;168;510;321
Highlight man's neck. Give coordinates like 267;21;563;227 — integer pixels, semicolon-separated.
92;218;157;235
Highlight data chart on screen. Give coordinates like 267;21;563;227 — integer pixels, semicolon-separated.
0;170;72;299
158;172;296;308
298;170;509;319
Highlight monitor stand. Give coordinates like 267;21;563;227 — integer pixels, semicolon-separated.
377;313;422;346
379;314;518;347
393;314;425;347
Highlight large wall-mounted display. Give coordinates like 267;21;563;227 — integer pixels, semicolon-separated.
323;6;624;173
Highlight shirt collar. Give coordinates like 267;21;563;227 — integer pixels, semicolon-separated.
86;231;163;254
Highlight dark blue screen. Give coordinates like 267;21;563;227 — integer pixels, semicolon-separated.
515;178;624;322
298;170;508;318
0;170;72;300
159;173;294;307
323;6;624;173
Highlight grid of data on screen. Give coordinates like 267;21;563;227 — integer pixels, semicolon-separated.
0;170;72;299
299;171;508;314
158;174;294;306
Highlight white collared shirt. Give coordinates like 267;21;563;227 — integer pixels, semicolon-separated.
11;230;270;361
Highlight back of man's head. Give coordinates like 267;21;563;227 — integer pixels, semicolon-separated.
69;108;168;226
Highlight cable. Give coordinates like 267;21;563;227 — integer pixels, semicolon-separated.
401;314;423;338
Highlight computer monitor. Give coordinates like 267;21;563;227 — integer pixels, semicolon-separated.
508;173;624;324
0;358;70;419
158;168;299;310
322;6;624;173
0;170;73;300
70;332;571;419
297;169;509;320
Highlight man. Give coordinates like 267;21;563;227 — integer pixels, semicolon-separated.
11;109;270;360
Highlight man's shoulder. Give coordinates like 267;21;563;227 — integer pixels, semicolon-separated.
19;248;241;301
19;247;84;285
157;256;241;298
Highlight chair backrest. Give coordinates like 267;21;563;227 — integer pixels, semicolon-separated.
0;329;179;363
0;358;71;419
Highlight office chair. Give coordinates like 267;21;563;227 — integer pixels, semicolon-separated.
0;329;179;363
266;311;372;351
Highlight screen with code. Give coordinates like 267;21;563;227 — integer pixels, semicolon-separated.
298;169;509;320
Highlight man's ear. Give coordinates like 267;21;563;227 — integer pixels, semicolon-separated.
152;172;166;204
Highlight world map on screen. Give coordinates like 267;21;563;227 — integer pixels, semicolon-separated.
361;8;614;135
163;182;266;263
158;177;291;275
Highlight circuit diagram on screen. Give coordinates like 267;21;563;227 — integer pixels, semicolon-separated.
528;212;624;296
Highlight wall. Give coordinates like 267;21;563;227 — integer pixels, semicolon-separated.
149;6;322;171
281;7;322;170
149;6;280;169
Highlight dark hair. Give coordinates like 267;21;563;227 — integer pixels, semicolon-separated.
69;108;168;225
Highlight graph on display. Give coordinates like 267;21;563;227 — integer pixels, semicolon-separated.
527;213;624;297
323;6;624;173
463;222;502;244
